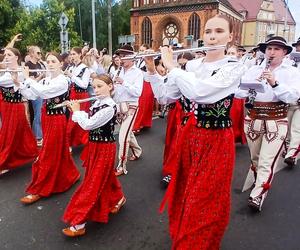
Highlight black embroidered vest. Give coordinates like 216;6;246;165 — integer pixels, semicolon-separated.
1;87;23;103
45;91;69;115
89;104;117;142
72;66;88;93
180;94;234;129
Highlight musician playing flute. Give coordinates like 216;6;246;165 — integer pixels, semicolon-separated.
113;44;143;176
0;48;38;175
62;74;125;237
145;15;247;250
235;36;300;212
65;47;91;148
284;37;300;167
15;52;80;204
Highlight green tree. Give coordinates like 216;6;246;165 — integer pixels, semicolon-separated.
0;0;24;47
64;0;131;51
10;0;82;54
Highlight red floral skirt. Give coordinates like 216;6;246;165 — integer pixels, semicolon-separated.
0;101;38;170
63;142;124;225
230;98;246;144
162;102;183;176
26;106;80;196
162;123;235;250
67;87;89;146
133;81;154;131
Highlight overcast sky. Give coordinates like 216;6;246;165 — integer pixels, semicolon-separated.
27;0;300;40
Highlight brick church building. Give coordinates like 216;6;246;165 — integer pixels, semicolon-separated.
130;0;243;50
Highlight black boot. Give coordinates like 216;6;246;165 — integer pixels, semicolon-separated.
284;157;296;168
160;175;171;189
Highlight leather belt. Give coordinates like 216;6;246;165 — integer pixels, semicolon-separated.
248;101;288;120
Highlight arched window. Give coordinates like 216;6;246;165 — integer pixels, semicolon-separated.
188;13;200;41
142;17;152;46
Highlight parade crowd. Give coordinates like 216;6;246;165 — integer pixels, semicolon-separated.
1;14;300;250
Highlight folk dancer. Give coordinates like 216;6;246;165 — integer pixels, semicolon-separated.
284;37;300;167
0;48;38;175
145;15;247;249
65;47;91;147
226;45;247;144
62;74;125;237
160;53;194;188
113;45;143;176
16;52;80;204
235;36;300;211
132;44;155;134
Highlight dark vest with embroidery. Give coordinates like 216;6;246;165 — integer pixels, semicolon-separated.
180;94;234;129
1;87;23;103
45;91;69;115
72;65;88;93
89;104;117;142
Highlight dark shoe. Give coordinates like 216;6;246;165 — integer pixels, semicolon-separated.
161;175;171;189
284;157;296;168
248;197;262;212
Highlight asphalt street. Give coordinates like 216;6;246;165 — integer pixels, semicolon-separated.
1;118;300;250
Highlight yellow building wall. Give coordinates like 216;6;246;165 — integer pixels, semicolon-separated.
242;22;257;47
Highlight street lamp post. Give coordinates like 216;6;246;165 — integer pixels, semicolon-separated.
108;0;112;56
92;0;96;48
283;0;288;40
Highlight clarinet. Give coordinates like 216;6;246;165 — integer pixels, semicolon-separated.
113;66;123;83
245;57;273;109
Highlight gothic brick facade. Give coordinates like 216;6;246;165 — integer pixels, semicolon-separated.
130;0;243;50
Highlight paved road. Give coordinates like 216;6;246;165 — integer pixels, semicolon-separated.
0;118;300;250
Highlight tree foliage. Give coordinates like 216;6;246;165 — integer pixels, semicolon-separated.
0;0;132;53
10;0;82;54
0;0;24;46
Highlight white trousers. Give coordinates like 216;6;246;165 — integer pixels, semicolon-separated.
117;103;142;170
244;116;288;203
285;105;300;161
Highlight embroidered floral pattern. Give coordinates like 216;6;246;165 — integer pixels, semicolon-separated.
1;87;23;103
89;105;117;142
180;94;234;129
46;91;69;115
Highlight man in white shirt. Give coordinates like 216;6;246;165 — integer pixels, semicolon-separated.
113;45;143;176
236;36;300;211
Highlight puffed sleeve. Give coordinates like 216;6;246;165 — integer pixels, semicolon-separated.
72;105;115;131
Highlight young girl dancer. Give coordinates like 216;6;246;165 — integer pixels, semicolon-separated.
0;48;38;175
145;15;246;249
16;52;80;204
65;47;91;147
62;74;125;237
